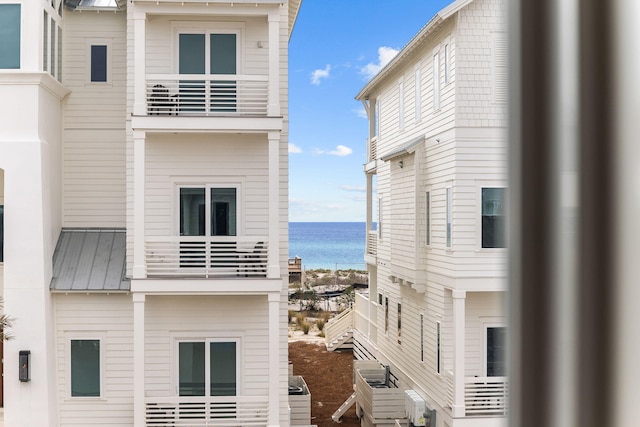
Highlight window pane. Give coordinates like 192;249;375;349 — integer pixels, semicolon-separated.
50;19;56;77
179;34;205;74
210;342;236;396
179;342;205;396
71;339;100;397
436;321;441;374
57;25;62;81
210;188;236;236
0;5;21;69
90;45;107;82
426;192;431;245
210;34;236;75
43;11;48;72
487;327;506;376
482;188;506;248
180;188;205;236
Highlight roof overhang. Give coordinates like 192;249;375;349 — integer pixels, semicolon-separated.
355;0;474;101
380;135;425;162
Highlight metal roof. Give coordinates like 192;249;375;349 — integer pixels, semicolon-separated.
50;229;130;292
380;135;425;161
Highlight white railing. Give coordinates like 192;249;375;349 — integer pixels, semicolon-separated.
146;74;269;116
353;293;369;332
145;395;269;426
324;308;353;346
464;376;508;416
366;230;377;256
145;236;267;278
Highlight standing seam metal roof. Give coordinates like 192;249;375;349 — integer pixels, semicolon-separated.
50;229;130;292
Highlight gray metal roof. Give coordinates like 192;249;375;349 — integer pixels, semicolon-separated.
51;229;130;292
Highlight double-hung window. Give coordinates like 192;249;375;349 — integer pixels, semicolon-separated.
481;187;506;248
70;339;101;397
178;340;238;397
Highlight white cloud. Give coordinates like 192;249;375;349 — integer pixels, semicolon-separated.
353;107;368;119
313;145;353;157
360;46;400;79
340;185;366;192
288;143;302;154
310;64;331;85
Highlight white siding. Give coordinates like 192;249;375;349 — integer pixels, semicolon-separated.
62;12;127;227
54;294;134;426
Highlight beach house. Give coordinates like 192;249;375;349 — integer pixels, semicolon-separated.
325;1;507;426
0;0;300;425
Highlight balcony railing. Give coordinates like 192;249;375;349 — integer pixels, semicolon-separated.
366;230;377;256
145;395;269;427
145;236;267;278
146;74;268;117
465;376;508;416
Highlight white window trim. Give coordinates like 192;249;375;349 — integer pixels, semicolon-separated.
173;178;245;237
415;64;422;123
377;195;383;240
384;295;389;335
444;41;451;85
436;320;442;374
476;182;507;251
419;312;425;364
85;38;112;85
425;190;431;247
446;186;452;249
433;51;441;111
172;334;243;397
482;322;507;377
66;333;105;400
172;22;245;75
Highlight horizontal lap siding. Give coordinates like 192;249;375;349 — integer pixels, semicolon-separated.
145;134;269;237
63;12;127;227
144;295;270;397
390;155;416;270
54;294;134;426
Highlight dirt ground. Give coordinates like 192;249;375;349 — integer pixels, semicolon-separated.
289;341;361;427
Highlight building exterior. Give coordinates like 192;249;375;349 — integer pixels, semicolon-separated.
0;0;300;425
330;1;507;426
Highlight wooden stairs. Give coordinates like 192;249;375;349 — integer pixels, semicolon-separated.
324;309;354;352
331;392;357;422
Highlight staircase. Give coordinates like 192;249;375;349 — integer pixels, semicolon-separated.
324;309;354;352
332;392;357;422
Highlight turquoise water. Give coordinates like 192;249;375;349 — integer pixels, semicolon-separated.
288;222;367;271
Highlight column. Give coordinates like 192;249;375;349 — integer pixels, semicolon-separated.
366;173;373;239
133;131;146;278
133;293;146;427
267;293;281;426
452;290;466;418
267;132;280;278
133;11;146;116
267;11;280;116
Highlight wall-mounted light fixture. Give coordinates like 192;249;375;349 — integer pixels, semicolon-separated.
399;160;404;168
19;350;30;382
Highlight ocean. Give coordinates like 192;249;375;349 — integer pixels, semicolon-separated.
288;222;367;271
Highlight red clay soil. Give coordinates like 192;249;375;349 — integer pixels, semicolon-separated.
288;341;360;427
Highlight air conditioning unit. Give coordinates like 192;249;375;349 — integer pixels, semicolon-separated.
404;390;426;427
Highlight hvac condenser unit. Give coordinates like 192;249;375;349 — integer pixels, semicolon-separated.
404;390;426;427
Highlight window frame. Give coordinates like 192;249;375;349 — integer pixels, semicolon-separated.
433;51;440;111
483;323;507;377
67;335;104;399
478;184;507;250
415;64;422;123
173;336;242;397
0;4;21;70
436;320;442;374
384;296;389;335
419;313;425;363
446;186;452;248
173;22;244;75
425;191;431;246
444;42;451;84
174;181;243;238
397;302;402;344
86;39;112;85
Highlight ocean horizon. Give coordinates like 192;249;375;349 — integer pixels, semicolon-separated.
288;222;368;271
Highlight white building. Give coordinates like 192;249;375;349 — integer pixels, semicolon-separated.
326;1;507;426
0;0;301;425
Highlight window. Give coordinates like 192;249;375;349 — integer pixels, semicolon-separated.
415;67;421;122
0;205;4;262
43;11;48;72
397;303;402;344
378;293;383;305
446;187;452;248
179;186;238;237
425;191;431;245
436;321;441;374
481;187;506;248
486;326;506;377
90;45;108;82
0;4;21;69
384;297;389;334
433;52;440;110
377;197;383;239
398;81;404;130
444;43;450;84
70;339;101;397
420;314;424;362
374;98;380;138
179;340;238;396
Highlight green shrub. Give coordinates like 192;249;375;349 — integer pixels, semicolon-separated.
301;322;311;335
316;319;326;331
295;313;305;326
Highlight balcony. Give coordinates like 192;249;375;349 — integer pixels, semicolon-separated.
145;236;267;279
464;376;508;416
146;74;268;117
145;395;268;426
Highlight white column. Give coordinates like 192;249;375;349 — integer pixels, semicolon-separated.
267;132;280;278
267;293;281;426
133;131;146;278
366;174;373;237
133;293;146;427
267;11;281;116
133;11;147;116
452;290;466;418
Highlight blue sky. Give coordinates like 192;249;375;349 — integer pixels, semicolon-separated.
288;0;452;222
